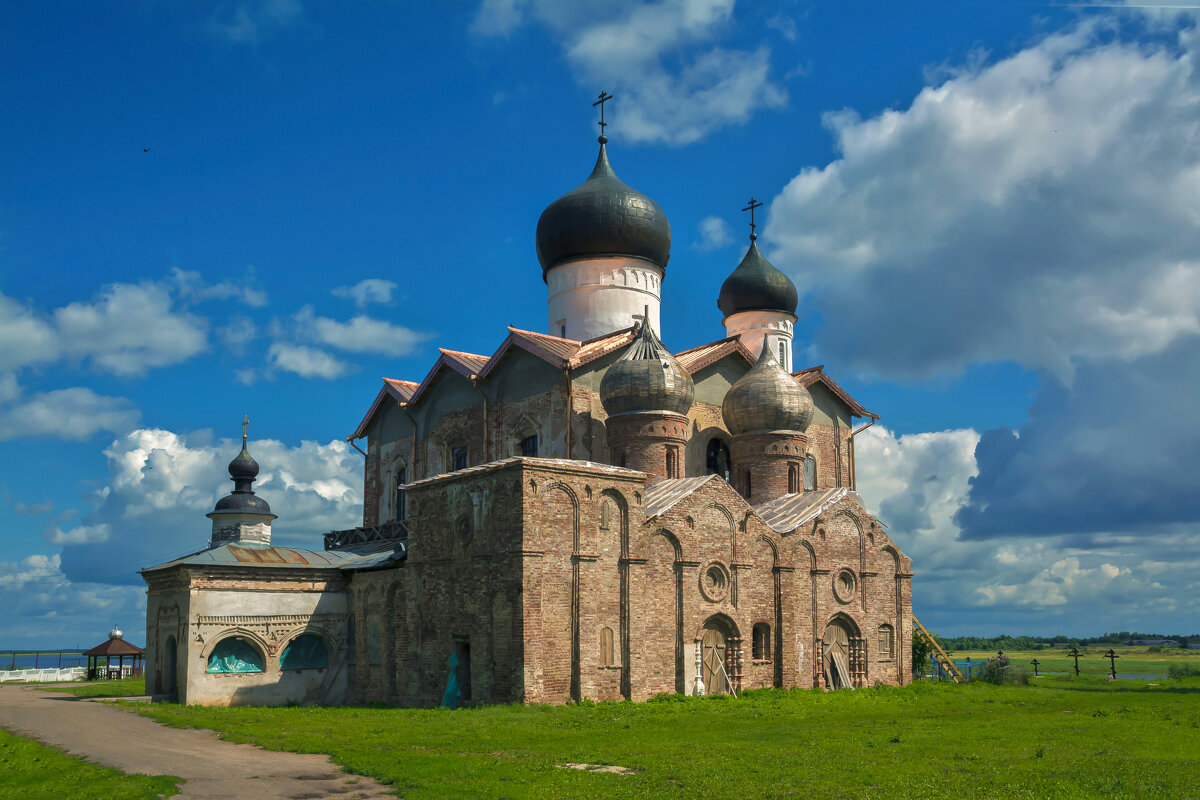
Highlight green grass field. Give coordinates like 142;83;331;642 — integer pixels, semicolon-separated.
128;675;1200;799
42;676;148;698
0;728;179;800
946;645;1200;678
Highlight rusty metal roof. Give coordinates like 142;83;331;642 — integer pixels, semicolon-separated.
476;327;579;378
674;336;756;374
754;487;851;532
384;378;419;403
141;543;356;573
142;541;406;574
643;476;717;518
570;327;636;367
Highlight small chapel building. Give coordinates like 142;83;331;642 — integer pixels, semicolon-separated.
141;122;914;707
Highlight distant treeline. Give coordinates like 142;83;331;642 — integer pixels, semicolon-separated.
931;632;1199;651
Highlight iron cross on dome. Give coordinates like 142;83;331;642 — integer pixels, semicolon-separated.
593;91;613;141
242;414;249;441
742;197;763;241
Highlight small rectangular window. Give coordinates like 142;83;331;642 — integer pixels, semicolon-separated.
778;340;786;369
520;435;538;457
452;446;468;471
600;627;615;667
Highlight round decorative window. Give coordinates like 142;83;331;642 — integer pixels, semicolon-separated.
833;568;857;604
699;561;730;603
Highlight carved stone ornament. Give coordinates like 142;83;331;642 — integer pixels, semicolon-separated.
699;561;731;604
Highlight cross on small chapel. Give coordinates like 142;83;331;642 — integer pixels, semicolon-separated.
242;414;249;441
742;197;763;241
593;91;613;141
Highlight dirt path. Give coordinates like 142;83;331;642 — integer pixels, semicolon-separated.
0;685;394;799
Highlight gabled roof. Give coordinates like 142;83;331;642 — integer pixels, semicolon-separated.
476;327;577;379
407;348;490;407
570;327;636;367
674;336;755;374
349;378;420;440
83;638;145;657
643;475;718;518
754;487;852;533
793;366;877;420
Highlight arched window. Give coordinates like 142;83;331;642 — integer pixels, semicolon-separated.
879;625;894;660
395;466;407;522
752;623;771;661
519;434;538;457
452;446;468;471
281;634;328;671
788;462;800;494
207;637;264;674
666;446;679;479
599;627;615;667
778;340;787;370
803;455;817;492
706;438;731;482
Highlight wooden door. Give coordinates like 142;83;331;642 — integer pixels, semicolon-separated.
701;628;727;694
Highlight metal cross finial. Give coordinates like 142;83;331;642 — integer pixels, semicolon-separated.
593;91;613;143
742;197;763;241
242;414;249;441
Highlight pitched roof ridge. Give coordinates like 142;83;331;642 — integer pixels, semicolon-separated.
578;325;636;347
508;325;581;345
673;334;742;357
438;347;489;361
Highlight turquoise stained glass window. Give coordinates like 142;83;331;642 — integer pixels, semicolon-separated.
280;634;328;671
207;638;264;674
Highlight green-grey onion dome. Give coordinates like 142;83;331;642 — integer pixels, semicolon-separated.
537;140;671;280
722;342;814;434
717;240;798;318
600;318;694;417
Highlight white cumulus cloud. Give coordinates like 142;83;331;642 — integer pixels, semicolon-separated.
0;388;140;442
332;278;398;308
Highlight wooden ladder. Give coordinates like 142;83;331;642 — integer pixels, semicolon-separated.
913;615;966;684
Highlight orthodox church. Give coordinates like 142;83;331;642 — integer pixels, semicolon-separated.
141;117;914;707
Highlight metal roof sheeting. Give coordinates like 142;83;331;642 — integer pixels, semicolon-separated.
643;476;716;518
754;487;851;532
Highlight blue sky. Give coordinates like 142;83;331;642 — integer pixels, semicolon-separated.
2;1;1198;649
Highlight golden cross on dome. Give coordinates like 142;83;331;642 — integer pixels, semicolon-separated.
593;90;613;140
742;197;763;241
242;414;249;441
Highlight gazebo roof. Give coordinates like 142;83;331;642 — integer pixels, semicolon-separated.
82;638;144;657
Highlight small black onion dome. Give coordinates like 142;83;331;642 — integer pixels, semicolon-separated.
718;240;798;318
722;342;814;434
228;441;259;480
600;317;694;418
210;439;274;516
536;140;671;279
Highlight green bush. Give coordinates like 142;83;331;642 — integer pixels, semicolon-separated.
976;655;1029;686
1168;663;1199;679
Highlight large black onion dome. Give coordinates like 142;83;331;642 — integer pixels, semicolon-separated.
722;342;814;435
600;316;694;417
718;240;798;318
210;438;274;517
536;141;671;279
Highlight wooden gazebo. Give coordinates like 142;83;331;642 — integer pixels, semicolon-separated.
83;626;144;680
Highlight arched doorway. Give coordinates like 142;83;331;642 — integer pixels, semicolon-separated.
699;616;739;695
822;617;859;689
706;438;731;483
162;635;177;697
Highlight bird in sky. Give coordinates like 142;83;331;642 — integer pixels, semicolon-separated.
142;147;151;153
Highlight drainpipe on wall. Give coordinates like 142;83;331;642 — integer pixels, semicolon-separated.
346;436;367;458
563;366;572;459
847;416;878;491
470;376;489;462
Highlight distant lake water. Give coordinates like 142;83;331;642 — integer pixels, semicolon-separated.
1;653;87;670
